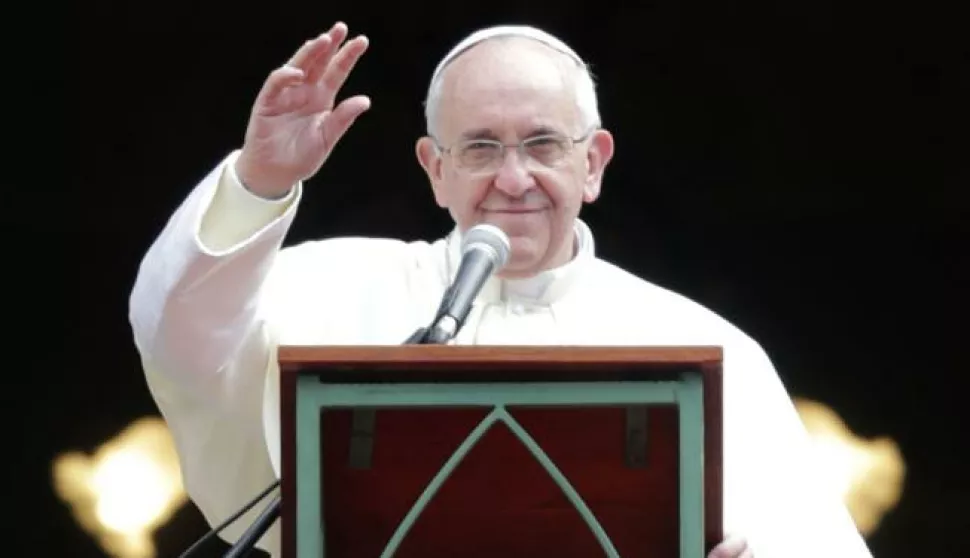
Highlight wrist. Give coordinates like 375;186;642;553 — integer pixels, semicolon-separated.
233;155;294;200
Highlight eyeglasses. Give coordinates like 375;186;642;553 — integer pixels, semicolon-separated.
435;129;593;174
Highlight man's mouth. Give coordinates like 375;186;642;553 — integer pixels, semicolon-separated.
483;208;545;214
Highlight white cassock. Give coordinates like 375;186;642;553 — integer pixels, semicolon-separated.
128;151;873;558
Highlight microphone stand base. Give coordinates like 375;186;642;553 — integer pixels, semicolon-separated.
403;326;431;345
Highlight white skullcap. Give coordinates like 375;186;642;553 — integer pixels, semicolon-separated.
429;25;587;87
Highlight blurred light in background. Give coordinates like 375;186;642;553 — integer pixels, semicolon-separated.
52;417;187;558
795;397;906;536
51;399;905;555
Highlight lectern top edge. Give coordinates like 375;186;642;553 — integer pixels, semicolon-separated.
278;344;723;368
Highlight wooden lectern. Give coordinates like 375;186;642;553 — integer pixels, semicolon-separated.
278;346;723;558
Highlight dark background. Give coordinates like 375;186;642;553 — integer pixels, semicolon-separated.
41;0;964;556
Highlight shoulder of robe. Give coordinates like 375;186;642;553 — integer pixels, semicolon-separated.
257;235;446;309
583;257;768;353
273;235;444;275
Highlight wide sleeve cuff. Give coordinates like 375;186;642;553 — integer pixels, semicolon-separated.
198;150;302;255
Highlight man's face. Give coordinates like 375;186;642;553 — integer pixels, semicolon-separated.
417;38;614;278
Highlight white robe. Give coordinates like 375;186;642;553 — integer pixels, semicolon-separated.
128;150;872;557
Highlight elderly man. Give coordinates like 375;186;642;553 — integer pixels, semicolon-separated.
129;22;872;558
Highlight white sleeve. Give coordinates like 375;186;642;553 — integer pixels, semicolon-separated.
129;149;299;395
721;342;874;558
127;149;301;552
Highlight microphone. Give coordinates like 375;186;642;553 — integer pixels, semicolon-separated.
426;224;511;344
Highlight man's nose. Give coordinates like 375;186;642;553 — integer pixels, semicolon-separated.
492;149;535;197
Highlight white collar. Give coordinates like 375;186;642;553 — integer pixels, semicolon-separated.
444;218;595;305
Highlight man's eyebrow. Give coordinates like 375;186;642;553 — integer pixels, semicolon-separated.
527;125;562;137
458;128;499;141
457;125;565;142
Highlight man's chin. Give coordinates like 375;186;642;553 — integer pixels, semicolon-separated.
498;246;545;278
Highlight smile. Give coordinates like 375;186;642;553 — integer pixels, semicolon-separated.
483;208;546;214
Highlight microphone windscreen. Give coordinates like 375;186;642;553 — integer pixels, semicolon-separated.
461;224;511;268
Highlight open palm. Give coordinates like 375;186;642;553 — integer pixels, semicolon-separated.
237;22;371;198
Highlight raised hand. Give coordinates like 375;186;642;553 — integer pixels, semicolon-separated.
235;22;371;198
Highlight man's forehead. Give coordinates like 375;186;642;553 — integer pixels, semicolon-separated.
439;39;577;112
437;53;580;139
429;32;587;140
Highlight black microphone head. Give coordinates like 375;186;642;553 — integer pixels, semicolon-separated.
461;224;511;269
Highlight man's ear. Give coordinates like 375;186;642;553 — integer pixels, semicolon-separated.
416;136;448;208
582;129;615;203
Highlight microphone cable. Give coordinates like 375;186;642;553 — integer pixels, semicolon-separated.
178;479;280;558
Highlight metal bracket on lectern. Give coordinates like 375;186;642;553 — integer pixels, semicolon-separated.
625;406;649;468
348;409;376;469
347;326;439;470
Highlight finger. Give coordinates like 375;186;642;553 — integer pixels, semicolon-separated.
256;65;306;105
287;33;333;72
740;549;754;558
320;35;370;98
304;22;350;83
328;21;349;49
319;95;371;148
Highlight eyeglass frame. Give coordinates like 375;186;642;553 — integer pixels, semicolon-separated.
431;127;596;174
